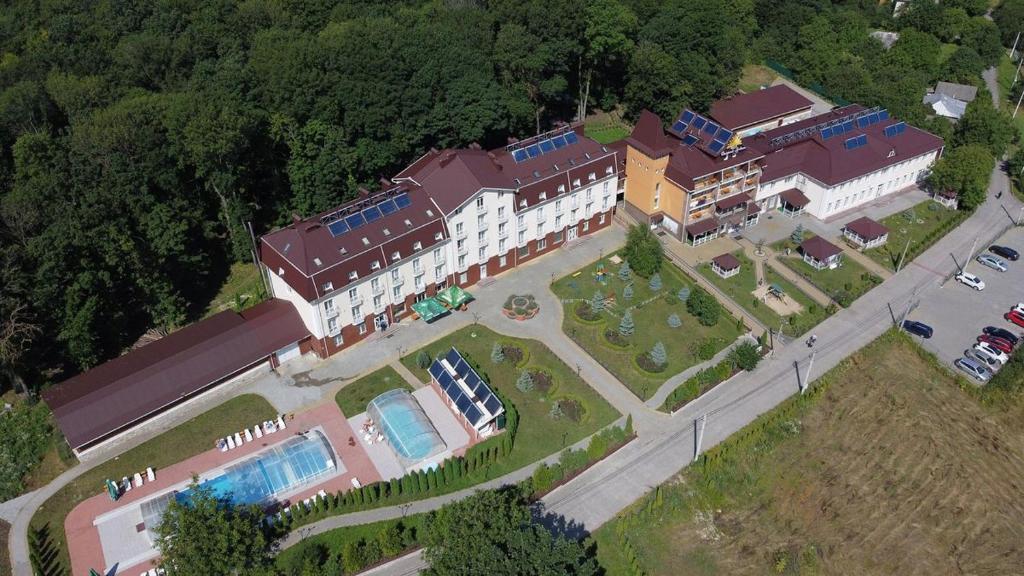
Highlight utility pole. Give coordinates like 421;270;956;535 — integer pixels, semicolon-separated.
1014;87;1024;118
1012;32;1021;63
1015;53;1024;87
693;414;707;462
801;351;815;394
896;237;911;273
965;236;979;271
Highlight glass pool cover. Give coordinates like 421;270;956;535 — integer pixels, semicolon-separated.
367;389;446;464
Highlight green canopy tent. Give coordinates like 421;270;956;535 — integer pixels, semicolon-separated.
411;298;449;323
435;285;473;309
105;479;119;501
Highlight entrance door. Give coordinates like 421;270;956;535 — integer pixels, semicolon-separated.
479;263;488;279
374;313;388;331
567;225;578;241
275;342;301;364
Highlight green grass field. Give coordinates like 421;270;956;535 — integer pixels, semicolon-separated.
773;235;880;307
30;394;277;575
335;365;413;417
551;256;743;400
584;121;631;144
400;325;620;474
275;514;426;573
864;201;964;271
202;261;267;318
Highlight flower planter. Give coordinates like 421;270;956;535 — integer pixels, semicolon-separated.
502;294;539;320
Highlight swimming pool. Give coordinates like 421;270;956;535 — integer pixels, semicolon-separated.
367;389;446;463
175;430;336;507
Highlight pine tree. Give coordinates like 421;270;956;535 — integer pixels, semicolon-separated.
619;260;632;280
650;341;667;366
625;414;634;436
648;272;662;291
791;223;805;244
490;342;504;364
677;287;690;302
516;370;535;392
667;313;682;328
619;310;635;337
549;402;564;419
591;290;605;312
416;350;431;369
623;284;634;301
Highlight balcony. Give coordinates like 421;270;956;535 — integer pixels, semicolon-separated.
476;203;487;214
372;283;385;296
498;212;509;224
327;323;341;336
349;294;364;307
373;301;387;315
498;226;509;239
458;243;468;256
693;176;719;191
324;305;339;319
456;229;467;240
517;219;527;231
478;221;489;233
391;276;404;288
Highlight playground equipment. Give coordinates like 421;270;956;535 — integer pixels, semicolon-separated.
594;261;608;284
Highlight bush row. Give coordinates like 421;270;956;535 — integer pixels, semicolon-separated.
660;357;738;413
530;416;634;495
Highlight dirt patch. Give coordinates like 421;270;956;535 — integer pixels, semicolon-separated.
556;398;584;423
502;345;524;365
751;285;804;316
530;370;553;394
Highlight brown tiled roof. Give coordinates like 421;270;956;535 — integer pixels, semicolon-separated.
686;217;720;237
712;253;741;270
747;201;761;215
844;216;889;240
779;188;810;208
800;236;842;261
43;299;309;450
716;192;750;211
625;110;675;159
750;105;943;186
709;85;813;130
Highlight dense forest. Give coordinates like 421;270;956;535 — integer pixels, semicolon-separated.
0;0;1013;393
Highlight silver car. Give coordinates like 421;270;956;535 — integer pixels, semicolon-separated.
976;253;1008;272
956;357;991;382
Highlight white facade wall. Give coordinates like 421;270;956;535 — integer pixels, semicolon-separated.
756;149;938;219
444;189;515;278
514;173;617;249
268;270;322;339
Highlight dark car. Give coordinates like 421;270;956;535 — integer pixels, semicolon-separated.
902;320;933;338
990;245;1020;261
983;326;1020;346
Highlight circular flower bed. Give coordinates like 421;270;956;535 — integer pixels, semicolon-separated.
530;369;554;394
555;398;584;422
503;294;539;320
635;352;666;373
575;302;601;322
604;329;630;348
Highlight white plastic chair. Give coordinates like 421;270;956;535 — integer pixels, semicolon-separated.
146;467;155;482
244;428;253;443
254;425;263;439
227;435;236;450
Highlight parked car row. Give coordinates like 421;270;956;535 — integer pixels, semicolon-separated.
955;245;1021;290
957;312;1024;382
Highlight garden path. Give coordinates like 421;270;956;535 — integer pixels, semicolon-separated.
390;361;426;390
644;334;758;410
839;244;893;279
736;238;833;307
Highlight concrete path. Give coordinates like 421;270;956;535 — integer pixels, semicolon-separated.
736;238;832;306
983;65;1000;109
390;361;425;390
840;243;893;279
645;334;757;410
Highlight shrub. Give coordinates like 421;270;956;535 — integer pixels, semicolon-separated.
677;287;691;302
791;224;805;244
623;284;634;301
490;342;504;364
686;286;721;326
648;273;662;291
416;350;431;369
667;313;682;328
690;338;721;361
729;341;761;371
591;290;605;312
636;352;666;373
548;402;564;419
618;310;635;337
516;370;534;393
575;302;600;321
604;329;630;347
618;260;632;280
650;341;667;366
502;344;524;365
624;224;664;277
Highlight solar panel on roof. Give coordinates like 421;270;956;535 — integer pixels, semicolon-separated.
716;127;733;141
512;149;528;162
833;124;844;136
362;206;382;222
868;113;879;125
842;120;854;133
345;213;366;229
328;220;349;237
394;193;411;209
472;380;490;400
692;117;706;129
820;127;833;139
709;140;725;154
672;120;686;132
883;123;901;137
464;404;483;426
681;134;698;146
445;348;461;367
539;139;555;153
429;362;444;380
878;109;889;120
857;134;867;146
438;370;455;391
526;144;541;158
455;359;471;377
448;386;464;406
455;395;473;415
681;110;695;123
564;131;579;144
463;371;480;389
483;395;502;416
378;199;398;215
857;116;870;128
551;135;567;149
844;136;860;150
703;122;718;134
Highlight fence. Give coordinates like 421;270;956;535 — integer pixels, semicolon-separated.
764;59;851;107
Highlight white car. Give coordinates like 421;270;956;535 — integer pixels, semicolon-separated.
976;254;1008;272
973;342;1009;365
955;271;985;290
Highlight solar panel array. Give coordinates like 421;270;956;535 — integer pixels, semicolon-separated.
509;129;579;163
844;134;868;150
323;191;413;238
883;122;906;137
767;107;887;149
428;348;504;427
672;109;734;156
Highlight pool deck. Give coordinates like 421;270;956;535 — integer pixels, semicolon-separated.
66;401;381;576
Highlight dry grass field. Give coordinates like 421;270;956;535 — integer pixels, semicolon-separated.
596;333;1024;576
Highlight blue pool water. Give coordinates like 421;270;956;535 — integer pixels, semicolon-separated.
175;431;336;507
378;403;435;460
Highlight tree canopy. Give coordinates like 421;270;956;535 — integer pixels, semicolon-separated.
928;144;994;211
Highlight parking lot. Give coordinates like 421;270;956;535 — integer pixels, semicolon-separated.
906;226;1024;382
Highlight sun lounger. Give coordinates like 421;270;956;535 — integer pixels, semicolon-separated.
123;476;131;492
254;425;263;439
233;432;243;446
376;433;384;442
146;467;155;482
134;473;143;487
244;428;253;443
277;415;286;430
351;477;361;489
227;435;236;449
217;438;228;452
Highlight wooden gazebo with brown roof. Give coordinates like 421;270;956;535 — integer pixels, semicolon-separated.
799;236;843;270
779;188;810;216
711;253;742;278
843;216;889;249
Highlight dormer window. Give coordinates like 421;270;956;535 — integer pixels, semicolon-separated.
539;192;547;201
339;247;348;256
392;251;401;260
362;237;370;246
605;165;614;175
277;267;284;276
434;232;443;240
888;150;895;158
557;184;566;193
371;260;381;270
383;228;391;236
413;241;422;250
404;219;413;228
348;271;358;280
520;199;528;208
426;209;435;217
533;170;541;178
588;172;596;181
313;257;322;267
572;178;581;188
322;282;333;292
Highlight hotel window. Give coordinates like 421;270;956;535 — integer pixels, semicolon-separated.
391;251;400;260
517;214;525;228
586;189;593;201
458;254;466;268
539;191;547;201
455;222;464;235
373;294;382;309
602;196;609;210
555;215;563;228
392;286;401;299
324;299;335;314
555;230;563;243
537;238;547;250
499;255;507;267
605;165;614;175
348;271;358;281
572;178;581;188
433;248;442;261
498;206;505;218
477;214;485;227
371;260;381;270
583;220;590;232
478;247;486;260
518;245;529;258
322;281;333;292
520;198;528;208
599;213;606;224
333;334;343;347
588;172;596;181
434;231;443;240
435;264;445;281
536;224;544;237
537;207;545;222
358;323;367;335
499;238;506;252
653;182;661;209
558;184;566;193
413;241;422;251
476;196;485;209
518;230;526;244
391;269;400;282
555;199;562;212
352;305;362;320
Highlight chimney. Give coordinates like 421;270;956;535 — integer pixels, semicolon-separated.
469;142;481;150
358;187;370;197
291;213;302;224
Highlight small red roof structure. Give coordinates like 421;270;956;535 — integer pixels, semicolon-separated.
709;85;813;131
716;192;750;211
686;218;720;237
712;253;741;271
844;216;889;241
779;188;810;208
800;236;843;262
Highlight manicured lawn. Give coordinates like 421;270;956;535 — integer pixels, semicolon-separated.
400;325;620;475
584;121;631;144
864;201;966;271
30;394;276;575
738;64;778;93
696;252;832;339
777;253;880;308
551;256;744;400
275;514;425;573
335;365;413;417
201;261;267;318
